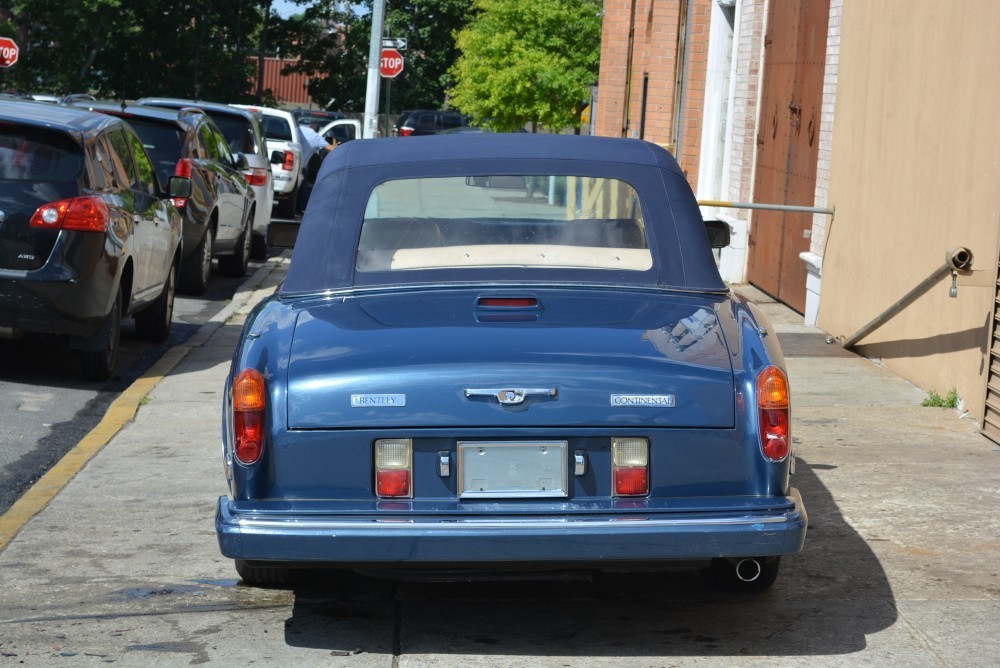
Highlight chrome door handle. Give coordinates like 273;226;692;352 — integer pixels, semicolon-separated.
465;388;558;405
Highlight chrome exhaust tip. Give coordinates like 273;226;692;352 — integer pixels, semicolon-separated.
734;558;762;582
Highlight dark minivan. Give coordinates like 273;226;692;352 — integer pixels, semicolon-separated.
0;100;188;380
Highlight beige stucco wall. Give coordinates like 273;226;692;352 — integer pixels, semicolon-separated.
817;0;1000;418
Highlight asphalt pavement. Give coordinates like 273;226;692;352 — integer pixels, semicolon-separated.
0;267;997;666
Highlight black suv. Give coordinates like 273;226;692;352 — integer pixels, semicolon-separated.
81;104;255;294
395;109;470;136
0;100;189;380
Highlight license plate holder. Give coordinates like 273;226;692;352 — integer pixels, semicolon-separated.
458;441;569;499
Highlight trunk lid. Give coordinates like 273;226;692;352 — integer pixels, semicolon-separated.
285;289;735;429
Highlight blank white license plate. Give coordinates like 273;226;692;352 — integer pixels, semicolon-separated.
458;441;569;499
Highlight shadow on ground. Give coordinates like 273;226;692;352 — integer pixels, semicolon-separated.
280;459;895;658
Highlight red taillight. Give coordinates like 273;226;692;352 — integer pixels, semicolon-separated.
376;470;411;497
172;159;192;210
233;368;266;465
757;366;790;462
612;437;649;496
174;158;193;178
282;151;295;171
29;196;109;233
375;439;412;498
243;167;268;186
399;127;414;136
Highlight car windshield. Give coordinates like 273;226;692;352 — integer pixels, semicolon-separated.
262;115;293;141
125;119;184;184
0;128;82;192
357;175;651;272
209;115;257;154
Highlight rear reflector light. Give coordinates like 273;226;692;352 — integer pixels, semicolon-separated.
612;437;649;496
243;167;268;186
757;366;790;462
233;369;266;465
282;151;295;171
30;196;109;233
399;127;414;136
375;439;412;498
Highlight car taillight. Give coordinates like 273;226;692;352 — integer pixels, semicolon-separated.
282;151;295;171
29;196;109;233
233;368;266;465
399;127;414;136
375;439;412;498
172;158;192;210
612;437;649;496
243;166;268;186
757;365;790;462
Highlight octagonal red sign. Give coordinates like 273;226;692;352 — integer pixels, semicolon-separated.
380;48;404;79
0;37;18;69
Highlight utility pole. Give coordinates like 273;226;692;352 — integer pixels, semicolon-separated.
362;0;386;139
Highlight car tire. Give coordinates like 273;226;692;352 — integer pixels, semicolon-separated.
274;185;298;219
219;220;251;277
80;287;122;382
235;560;301;588
180;226;213;295
703;556;781;592
250;231;268;260
134;263;175;342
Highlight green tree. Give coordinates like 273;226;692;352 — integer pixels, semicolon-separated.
0;0;266;101
448;0;601;132
279;0;473;113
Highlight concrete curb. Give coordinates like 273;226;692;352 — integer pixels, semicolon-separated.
0;257;286;552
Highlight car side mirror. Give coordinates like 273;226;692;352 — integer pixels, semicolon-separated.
233;153;249;170
270;150;285;165
168;175;192;200
266;220;300;249
705;220;731;249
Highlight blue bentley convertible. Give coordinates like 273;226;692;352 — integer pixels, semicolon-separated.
215;133;807;589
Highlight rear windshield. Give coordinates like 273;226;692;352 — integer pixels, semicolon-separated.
0;127;83;194
125;118;184;184
262;115;293;141
358;175;650;273
209;115;257;154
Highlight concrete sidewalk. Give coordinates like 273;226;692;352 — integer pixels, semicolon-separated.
0;276;996;666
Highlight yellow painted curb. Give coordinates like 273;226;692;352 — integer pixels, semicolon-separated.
0;344;192;552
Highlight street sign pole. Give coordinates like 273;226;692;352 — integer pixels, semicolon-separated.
384;79;391;137
362;0;386;138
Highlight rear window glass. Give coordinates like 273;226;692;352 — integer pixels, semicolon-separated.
262;115;293;141
358;175;650;273
0;128;83;185
209;115;256;154
126;118;184;184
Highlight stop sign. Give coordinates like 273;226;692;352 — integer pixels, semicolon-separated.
380;48;404;79
0;37;18;69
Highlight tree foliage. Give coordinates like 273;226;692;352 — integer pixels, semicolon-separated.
448;0;602;132
1;0;269;101
278;0;473;113
0;0;475;111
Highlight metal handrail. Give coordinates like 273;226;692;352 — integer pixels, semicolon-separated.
697;199;834;216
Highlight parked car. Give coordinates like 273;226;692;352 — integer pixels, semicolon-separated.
231;104;304;218
291;108;345;129
81;103;255;294
318;118;362;146
0;100;188;380
395;109;470;136
136;98;277;259
215;134;807;589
